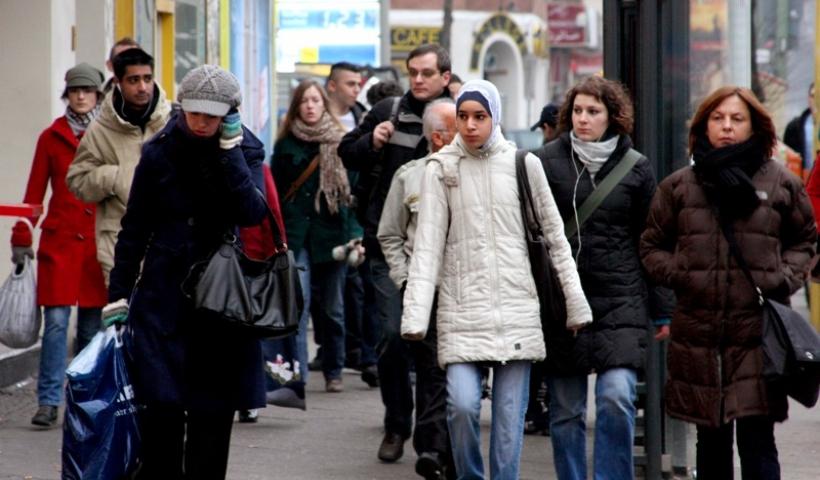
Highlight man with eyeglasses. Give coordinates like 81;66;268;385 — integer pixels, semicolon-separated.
339;44;452;473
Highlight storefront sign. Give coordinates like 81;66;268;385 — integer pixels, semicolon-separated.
391;26;441;53
547;3;588;47
276;0;381;73
469;13;527;71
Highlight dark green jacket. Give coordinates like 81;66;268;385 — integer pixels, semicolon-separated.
271;134;360;264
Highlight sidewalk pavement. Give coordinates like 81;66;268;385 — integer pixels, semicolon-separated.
1;293;819;479
1;369;819;479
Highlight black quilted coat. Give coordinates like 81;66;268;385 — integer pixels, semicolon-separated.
533;133;675;375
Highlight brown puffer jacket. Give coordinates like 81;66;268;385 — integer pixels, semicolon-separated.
640;159;816;427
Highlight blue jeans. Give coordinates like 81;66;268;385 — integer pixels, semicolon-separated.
38;306;101;406
357;259;380;367
310;260;347;380
263;248;311;387
447;361;531;480
370;256;413;437
547;368;638;480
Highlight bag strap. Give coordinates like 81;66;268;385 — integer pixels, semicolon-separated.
389;95;401;125
565;148;641;238
515;149;547;247
360;96;403;204
256;188;288;252
718;218;764;304
283;155;320;202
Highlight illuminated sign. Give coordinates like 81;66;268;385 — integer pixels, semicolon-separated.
276;0;381;73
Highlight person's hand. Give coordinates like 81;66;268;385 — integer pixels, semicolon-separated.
653;317;671;341
567;321;589;337
372;121;395;151
11;246;34;265
102;298;130;327
220;111;243;150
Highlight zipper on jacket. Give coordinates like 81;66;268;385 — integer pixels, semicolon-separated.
483;152;504;357
716;227;727;423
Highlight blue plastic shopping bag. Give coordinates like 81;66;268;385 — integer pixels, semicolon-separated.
62;326;141;479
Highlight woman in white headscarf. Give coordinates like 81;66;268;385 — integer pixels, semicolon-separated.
401;79;592;480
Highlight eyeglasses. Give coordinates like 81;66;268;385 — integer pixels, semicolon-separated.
407;68;440;79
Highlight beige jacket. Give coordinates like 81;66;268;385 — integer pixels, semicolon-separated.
401;133;592;367
377;156;429;288
66;86;172;280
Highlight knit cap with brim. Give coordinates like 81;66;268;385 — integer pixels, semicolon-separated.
65;63;104;90
177;65;242;116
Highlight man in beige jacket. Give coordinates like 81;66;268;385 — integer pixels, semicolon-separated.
377;98;456;480
67;48;172;283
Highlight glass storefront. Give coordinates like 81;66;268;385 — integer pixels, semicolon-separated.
176;0;208;87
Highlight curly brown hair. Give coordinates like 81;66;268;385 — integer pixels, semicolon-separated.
556;76;634;136
688;86;776;156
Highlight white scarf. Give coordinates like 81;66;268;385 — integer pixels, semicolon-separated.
570;131;620;182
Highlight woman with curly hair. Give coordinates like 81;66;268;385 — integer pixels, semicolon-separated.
533;75;675;480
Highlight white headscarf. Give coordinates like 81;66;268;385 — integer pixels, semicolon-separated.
455;79;502;151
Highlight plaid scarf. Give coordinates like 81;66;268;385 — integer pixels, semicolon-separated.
65;105;100;137
290;113;350;214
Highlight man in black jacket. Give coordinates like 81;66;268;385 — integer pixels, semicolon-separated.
338;44;451;470
784;83;815;174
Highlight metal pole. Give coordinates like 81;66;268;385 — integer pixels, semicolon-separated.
380;0;391;67
637;1;662;478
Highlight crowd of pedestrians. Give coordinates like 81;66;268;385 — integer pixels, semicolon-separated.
8;40;818;480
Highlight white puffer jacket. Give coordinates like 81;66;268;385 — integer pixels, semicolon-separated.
401;133;592;367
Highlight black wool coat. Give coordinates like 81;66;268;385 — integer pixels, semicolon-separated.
108;116;268;412
533;133;675;375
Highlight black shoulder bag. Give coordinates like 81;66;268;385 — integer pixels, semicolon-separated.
515;150;567;336
720;219;820;408
182;193;303;339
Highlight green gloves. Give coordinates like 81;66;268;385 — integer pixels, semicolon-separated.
220;111;243;150
102;298;129;327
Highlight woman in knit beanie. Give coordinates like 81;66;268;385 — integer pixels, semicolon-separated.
103;64;270;479
11;62;107;429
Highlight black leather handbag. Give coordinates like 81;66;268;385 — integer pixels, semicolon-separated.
721;220;820;408
515;150;567;335
182;198;303;339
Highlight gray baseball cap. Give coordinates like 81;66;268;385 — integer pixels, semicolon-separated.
177;65;242;116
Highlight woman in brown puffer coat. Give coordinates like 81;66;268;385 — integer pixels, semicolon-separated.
641;86;816;479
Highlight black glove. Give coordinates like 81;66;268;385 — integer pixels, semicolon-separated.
11;246;34;265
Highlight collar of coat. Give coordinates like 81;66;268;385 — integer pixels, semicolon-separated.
96;83;172;133
427;132;514;187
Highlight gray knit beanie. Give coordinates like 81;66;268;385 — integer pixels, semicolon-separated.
177;65;241;116
65;63;104;90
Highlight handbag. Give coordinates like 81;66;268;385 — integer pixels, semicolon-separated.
515;149;567;333
182;195;303;339
720;220;820;408
0;256;42;349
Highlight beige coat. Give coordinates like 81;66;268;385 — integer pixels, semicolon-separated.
401;134;592;367
66;86;172;281
377;156;429;288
